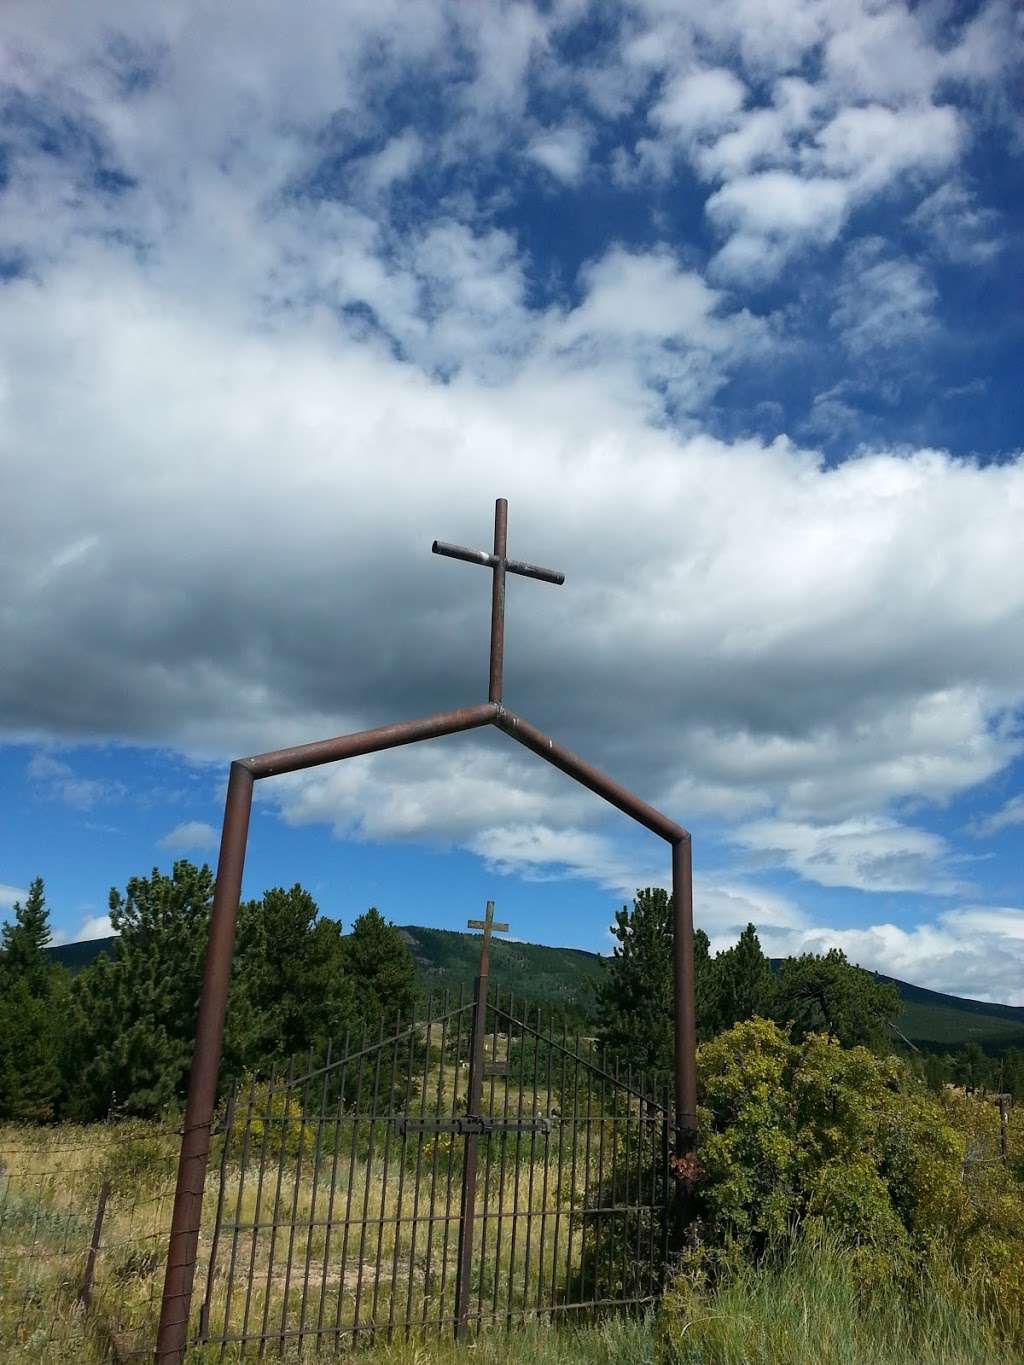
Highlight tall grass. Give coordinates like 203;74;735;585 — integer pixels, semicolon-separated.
658;1233;1024;1365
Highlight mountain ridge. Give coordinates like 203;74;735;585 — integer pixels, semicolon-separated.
46;925;1024;1054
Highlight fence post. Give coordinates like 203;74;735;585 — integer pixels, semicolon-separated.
79;1180;111;1308
999;1095;1009;1164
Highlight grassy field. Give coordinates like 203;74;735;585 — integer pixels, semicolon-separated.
4;1114;1024;1364
0;1010;665;1365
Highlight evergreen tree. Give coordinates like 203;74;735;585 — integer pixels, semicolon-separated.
0;877;67;1120
1;877;53;992
66;861;214;1119
594;887;715;1080
921;1050;952;1093
228;884;360;1066
1002;1047;1024;1101
341;908;418;1030
709;922;770;1030
766;948;901;1050
953;1040;992;1094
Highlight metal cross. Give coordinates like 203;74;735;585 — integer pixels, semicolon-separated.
466;899;508;979
433;498;564;704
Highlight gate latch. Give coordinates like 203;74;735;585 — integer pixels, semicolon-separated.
396;1113;555;1137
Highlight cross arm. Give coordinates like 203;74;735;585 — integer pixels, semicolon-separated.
431;540;565;586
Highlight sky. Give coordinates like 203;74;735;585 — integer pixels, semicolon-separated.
1;1;1023;1003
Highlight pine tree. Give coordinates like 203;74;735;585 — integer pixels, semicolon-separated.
228;884;360;1066
341;908;418;1030
65;861;214;1119
0;877;66;1119
710;922;770;1030
1;877;53;992
593;887;714;1081
766;948;901;1050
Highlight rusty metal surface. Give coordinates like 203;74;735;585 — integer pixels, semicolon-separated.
156;759;254;1363
494;707;687;845
489;498;508;703
672;838;697;1145
431;543;565;585
242;703;498;780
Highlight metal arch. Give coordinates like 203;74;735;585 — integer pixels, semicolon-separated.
155;500;697;1363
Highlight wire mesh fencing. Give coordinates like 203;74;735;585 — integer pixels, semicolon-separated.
0;1117;222;1362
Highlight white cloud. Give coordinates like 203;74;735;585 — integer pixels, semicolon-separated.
813;103;962;194
74;913;116;941
761;905;1024;1006
831;240;937;356
0;884;29;910
356;130;424;195
27;753;126;809
706;172;849;278
159;820;220;852
526;125;590;184
732;815;962;894
972;794;1024;837
652;66;746;139
468;824;665;897
911;182;1003;265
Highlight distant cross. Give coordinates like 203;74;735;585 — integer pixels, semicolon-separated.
433;498;564;704
467;899;508;979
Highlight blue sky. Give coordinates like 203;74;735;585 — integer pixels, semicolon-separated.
1;1;1022;1001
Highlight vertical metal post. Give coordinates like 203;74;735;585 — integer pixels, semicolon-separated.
489;498;508;703
198;1085;237;1342
79;1180;110;1307
156;760;254;1363
672;836;697;1152
999;1095;1009;1164
454;937;490;1337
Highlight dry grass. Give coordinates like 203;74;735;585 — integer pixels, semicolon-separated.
0;1096;659;1360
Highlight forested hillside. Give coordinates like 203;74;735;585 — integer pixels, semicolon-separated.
48;924;1024;1053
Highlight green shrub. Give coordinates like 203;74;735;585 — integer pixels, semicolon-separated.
692;1018;970;1284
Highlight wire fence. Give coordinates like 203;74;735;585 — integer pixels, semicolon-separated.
0;1117;223;1362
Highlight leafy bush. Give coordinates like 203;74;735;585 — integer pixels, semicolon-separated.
669;1018;1024;1346
691;1018;964;1280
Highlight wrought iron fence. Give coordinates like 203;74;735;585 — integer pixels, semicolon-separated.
198;986;673;1356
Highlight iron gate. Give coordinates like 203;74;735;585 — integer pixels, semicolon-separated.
197;986;673;1355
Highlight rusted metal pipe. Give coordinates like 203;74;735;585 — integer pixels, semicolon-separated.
672;836;698;1151
489;499;508;703
156;760;254;1363
493;708;688;845
242;704;497;779
431;542;564;586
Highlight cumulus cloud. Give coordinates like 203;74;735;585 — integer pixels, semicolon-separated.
652;66;747;139
74;913;116;941
731;816;962;894
159;820;220;852
526;125;591;184
761;906;1024;1006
